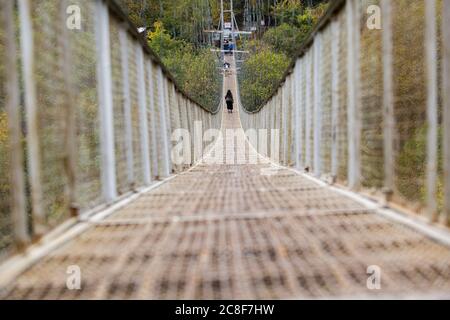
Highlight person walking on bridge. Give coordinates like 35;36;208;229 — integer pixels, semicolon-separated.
225;90;234;113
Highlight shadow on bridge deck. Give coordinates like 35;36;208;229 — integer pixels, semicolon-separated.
1;57;450;300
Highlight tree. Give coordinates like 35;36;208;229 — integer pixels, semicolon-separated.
239;47;290;111
148;22;221;112
262;23;302;56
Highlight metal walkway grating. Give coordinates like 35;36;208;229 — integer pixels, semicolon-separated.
1;65;450;300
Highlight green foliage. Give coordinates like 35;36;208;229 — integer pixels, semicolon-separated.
239;48;290;112
148;22;220;112
262;23;303;56
240;1;328;112
119;0;216;47
397;125;444;208
296;4;328;34
272;0;306;26
148;21;187;58
264;2;328;56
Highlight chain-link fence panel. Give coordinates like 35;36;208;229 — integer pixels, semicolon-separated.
128;38;144;187
70;0;102;210
391;1;428;210
31;0;71;227
299;59;307;168
110;16;130;195
306;50;314;171
320;25;333;176
359;0;384;191
336;10;349;183
0;1;13;259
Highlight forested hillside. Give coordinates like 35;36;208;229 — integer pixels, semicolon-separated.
119;0;329;112
239;1;328;111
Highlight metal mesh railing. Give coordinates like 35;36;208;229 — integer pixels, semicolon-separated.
240;0;450;227
2;73;450;298
0;4;12;258
392;0;428;209
0;0;221;261
359;0;384;191
68;0;102;213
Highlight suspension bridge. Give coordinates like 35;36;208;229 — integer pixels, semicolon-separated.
1;0;450;299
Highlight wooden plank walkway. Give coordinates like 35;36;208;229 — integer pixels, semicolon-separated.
1;60;450;299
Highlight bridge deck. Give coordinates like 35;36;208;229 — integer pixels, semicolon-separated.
1;61;450;299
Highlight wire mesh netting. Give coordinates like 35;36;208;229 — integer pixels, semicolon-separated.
359;0;384;191
337;10;348;183
320;26;333;176
0;0;222;261
147;62;158;179
2;79;450;298
286;77;294;167
154;67;166;177
300;59;307;168
306;51;314;171
0;2;13;257
240;1;449;224
110;16;130;195
128;37;144;187
163;78;173;172
1;0;450;300
70;0;102;210
32;0;71;227
392;0;428;210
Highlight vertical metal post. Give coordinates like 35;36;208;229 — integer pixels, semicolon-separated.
136;46;151;185
425;0;439;221
381;0;395;201
4;0;29;246
195;106;202;163
119;27;134;186
18;0;46;236
313;33;323;177
443;0;450;225
95;0;117;202
346;0;361;189
331;19;340;181
289;74;295;166
157;67;170;177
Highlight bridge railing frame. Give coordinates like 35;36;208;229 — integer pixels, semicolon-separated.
239;0;450;227
0;0;222;260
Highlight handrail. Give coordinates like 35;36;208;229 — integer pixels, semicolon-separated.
240;0;346;114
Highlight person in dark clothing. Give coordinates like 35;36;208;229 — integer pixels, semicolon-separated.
225;90;234;113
